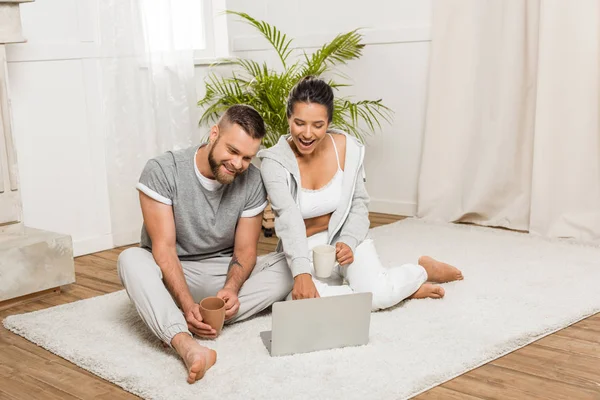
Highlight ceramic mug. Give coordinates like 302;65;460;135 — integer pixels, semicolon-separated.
313;244;338;278
199;296;226;335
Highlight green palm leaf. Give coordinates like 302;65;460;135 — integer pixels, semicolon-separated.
299;30;364;77
226;11;294;69
197;12;393;148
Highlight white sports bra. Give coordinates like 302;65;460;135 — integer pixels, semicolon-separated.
299;135;344;219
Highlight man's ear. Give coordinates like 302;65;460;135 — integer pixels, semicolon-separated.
209;124;220;145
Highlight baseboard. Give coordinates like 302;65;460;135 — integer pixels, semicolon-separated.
72;230;140;257
71;203;415;256
0;287;61;312
111;229;141;248
368;199;417;216
73;234;114;257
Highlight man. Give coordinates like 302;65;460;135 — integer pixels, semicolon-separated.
117;105;293;384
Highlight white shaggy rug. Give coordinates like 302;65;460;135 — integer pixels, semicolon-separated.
4;219;600;400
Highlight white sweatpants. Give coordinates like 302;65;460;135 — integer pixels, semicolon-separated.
305;232;427;310
118;248;293;344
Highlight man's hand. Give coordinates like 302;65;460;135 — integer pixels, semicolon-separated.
335;242;354;266
218;214;262;316
183;303;217;339
216;288;240;320
292;274;320;300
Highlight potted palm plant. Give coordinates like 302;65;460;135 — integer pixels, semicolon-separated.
198;11;393;234
198;11;392;146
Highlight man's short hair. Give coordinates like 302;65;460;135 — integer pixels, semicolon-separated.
218;105;266;140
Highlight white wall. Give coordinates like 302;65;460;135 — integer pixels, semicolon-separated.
224;0;432;215
6;0;224;256
7;0;432;256
6;0;113;256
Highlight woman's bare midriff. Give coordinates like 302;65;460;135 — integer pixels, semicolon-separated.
304;213;332;237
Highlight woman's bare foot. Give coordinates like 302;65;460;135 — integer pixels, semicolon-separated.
171;333;217;384
418;256;464;283
409;283;445;299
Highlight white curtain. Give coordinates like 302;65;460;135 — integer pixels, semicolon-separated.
98;0;201;245
418;0;600;244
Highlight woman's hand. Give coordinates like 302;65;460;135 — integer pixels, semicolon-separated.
335;242;354;266
292;274;320;299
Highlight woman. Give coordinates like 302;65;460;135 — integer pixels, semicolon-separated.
258;76;463;310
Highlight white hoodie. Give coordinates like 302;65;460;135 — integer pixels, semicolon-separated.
258;129;371;277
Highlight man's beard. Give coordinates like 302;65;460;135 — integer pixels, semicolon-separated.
208;145;240;184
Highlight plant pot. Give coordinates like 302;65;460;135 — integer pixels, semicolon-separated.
262;200;275;237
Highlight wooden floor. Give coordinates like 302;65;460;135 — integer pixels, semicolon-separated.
1;213;599;399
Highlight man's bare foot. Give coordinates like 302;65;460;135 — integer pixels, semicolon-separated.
418;256;464;283
409;283;445;299
171;333;217;384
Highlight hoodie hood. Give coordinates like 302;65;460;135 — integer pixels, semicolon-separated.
258;128;364;178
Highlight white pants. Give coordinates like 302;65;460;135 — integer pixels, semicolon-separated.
304;232;427;310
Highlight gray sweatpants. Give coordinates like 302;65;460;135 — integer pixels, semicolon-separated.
117;247;293;344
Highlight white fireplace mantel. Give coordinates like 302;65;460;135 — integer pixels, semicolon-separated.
0;0;75;304
0;0;33;44
0;0;33;227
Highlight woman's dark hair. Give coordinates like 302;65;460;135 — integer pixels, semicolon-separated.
286;76;334;123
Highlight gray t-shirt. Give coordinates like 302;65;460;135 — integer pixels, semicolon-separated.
137;145;267;261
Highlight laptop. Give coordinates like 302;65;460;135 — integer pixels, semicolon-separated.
261;292;372;356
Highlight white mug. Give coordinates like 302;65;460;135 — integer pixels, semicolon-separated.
312;244;337;278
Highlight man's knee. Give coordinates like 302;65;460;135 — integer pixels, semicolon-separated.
270;259;294;300
252;257;293;304
256;253;294;299
117;247;160;284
